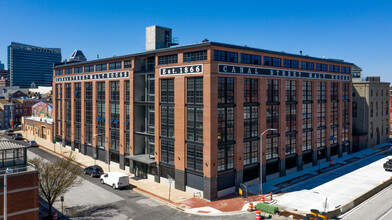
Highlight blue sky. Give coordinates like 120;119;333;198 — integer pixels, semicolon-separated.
1;0;391;82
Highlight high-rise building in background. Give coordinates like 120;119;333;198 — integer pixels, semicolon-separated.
0;60;5;70
7;42;61;88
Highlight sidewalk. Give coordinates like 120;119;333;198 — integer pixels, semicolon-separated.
22;131;392;217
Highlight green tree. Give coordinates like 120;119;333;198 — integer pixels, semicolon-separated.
29;153;82;219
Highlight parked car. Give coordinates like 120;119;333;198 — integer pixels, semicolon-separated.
84;165;104;177
27;140;38;147
6;130;14;136
100;171;129;189
383;159;392;171
12;133;23;140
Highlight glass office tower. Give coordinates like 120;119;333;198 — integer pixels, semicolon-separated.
8;42;61;88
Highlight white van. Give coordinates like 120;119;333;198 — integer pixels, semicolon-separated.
100;171;129;189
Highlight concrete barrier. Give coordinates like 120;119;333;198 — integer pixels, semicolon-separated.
327;177;392;219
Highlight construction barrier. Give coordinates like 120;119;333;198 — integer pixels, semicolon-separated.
319;212;327;220
52;212;58;220
260;195;265;203
256;211;261;220
310;209;319;217
247;202;254;212
270;191;273;200
306;213;315;219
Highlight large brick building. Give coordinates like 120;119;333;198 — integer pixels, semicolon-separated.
53;26;353;200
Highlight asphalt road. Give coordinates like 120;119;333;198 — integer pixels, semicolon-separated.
24;142;269;220
339;185;392;220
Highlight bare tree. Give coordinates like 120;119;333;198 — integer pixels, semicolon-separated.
29;153;82;219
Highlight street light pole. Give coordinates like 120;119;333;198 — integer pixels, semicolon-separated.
259;128;277;195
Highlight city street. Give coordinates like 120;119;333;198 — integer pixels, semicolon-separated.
339;185;392;220
26;145;270;220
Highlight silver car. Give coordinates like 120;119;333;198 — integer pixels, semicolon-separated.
27;140;38;147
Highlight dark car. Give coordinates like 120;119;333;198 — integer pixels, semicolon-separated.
12;133;23;140
84;165;104;177
384;159;392;171
6;130;14;136
27;140;38;147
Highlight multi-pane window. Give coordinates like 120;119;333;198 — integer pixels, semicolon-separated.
97;82;106;148
74;67;83;74
218;107;234;142
124;60;132;68
341;66;351;74
56;84;63;136
330;126;338;145
286;80;296;102
161;79;175;138
329;65;340;73
302;103;312;129
85;82;93;145
187;78;203;104
187;107;203;142
161;139;174;165
343;83;349;100
218;77;234;104
217;145;234;171
266;79;279;103
317;103;326;127
317;82;326;101
158;54;178;65
267;105;279;130
285;134;296;155
266;136;279;160
376;102;379;117
244;106;258;138
65;83;72;140
331;102;338;125
241;54;261;65
65;68;72;75
109;62;122;70
187;78;203;143
317;129;326;148
125;80;130;154
183;50;207;63
331;83;338;101
187;143;203;172
315;63;328;72
283;59;299;69
370;102;373;117
264;57;281;67
342;101;349;124
243;140;258;165
302;81;312;101
244;78;258;103
217;77;235;171
55;69;63;75
84;65;94;73
370;122;374;138
302;131;312;151
161;78;175;166
214;50;238;63
96;63;107;72
342;126;349;142
74;83;81;142
386;101;389;116
110;81;120;151
286;104;296;132
301;61;314;70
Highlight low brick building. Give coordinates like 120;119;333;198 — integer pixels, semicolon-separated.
0;141;39;219
22;101;53;142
